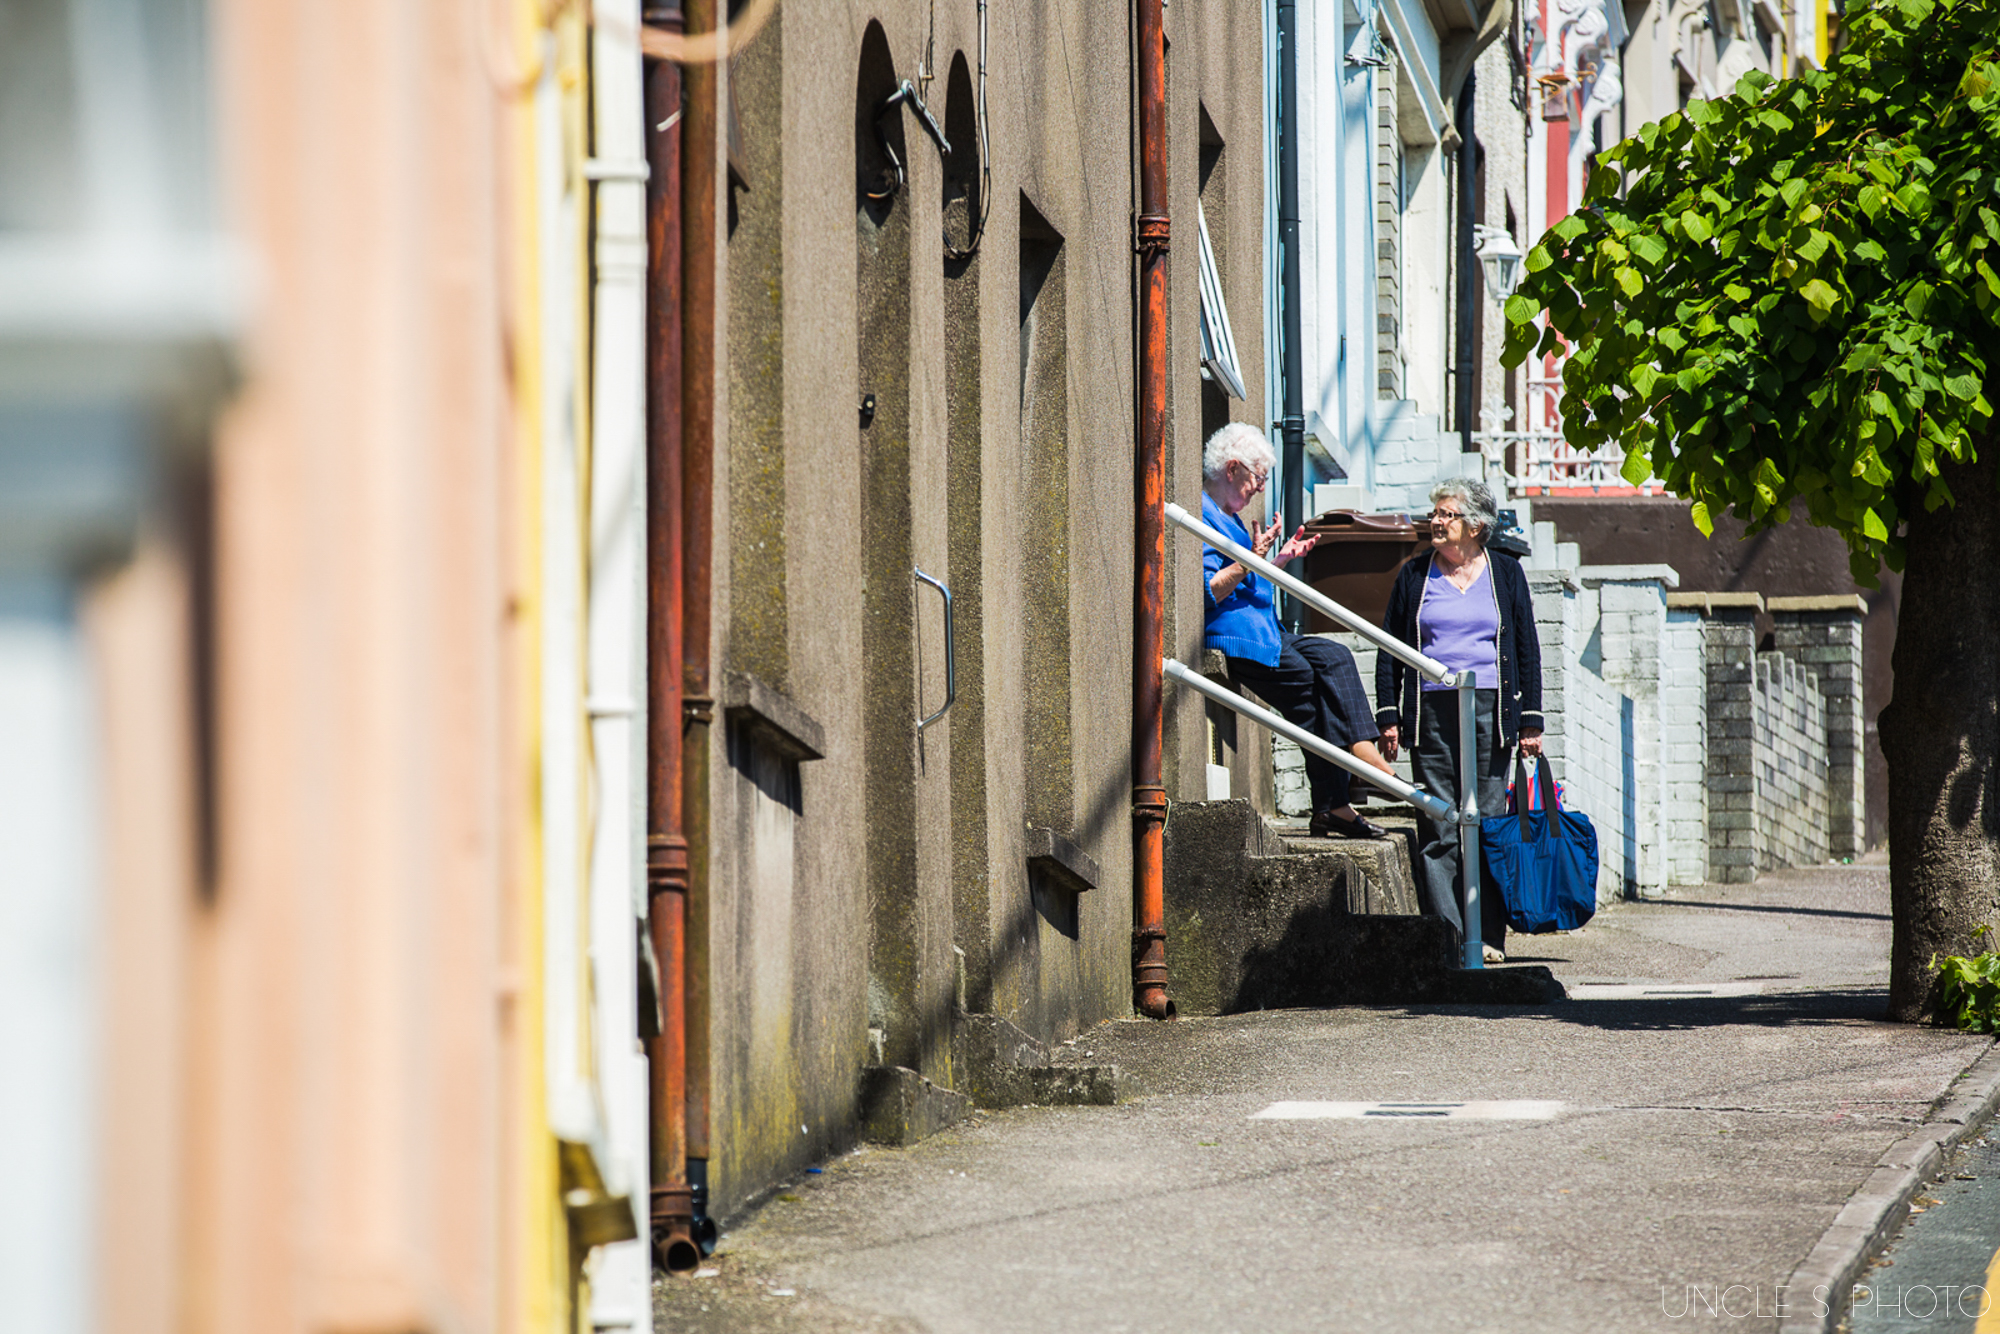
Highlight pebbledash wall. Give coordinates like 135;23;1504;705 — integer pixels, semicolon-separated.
1274;568;1866;903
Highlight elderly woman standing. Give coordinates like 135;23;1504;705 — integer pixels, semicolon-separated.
1202;423;1396;838
1375;477;1545;962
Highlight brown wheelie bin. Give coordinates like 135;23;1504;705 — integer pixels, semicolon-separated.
1296;510;1432;634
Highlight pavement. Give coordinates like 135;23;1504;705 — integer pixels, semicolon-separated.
654;856;2000;1334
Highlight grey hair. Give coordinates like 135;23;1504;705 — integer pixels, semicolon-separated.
1202;422;1277;482
1430;476;1499;545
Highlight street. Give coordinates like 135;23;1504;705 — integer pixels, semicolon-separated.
656;857;1994;1333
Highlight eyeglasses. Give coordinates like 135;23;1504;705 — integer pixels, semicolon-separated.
1429;508;1467;522
1233;463;1269;493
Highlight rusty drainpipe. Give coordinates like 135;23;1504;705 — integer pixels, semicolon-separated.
641;5;701;1275
679;0;721;1255
1132;0;1174;1020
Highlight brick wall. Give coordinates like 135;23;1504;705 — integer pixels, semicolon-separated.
1375;53;1403;400
1275;632;1390;819
1770;597;1867;860
1755;650;1832;870
1362;400;1470;513
1674;592;1836;882
1583;570;1674;895
1268;585;1854;893
1660;607;1709;884
1698;598;1762;884
1530;569;1633;904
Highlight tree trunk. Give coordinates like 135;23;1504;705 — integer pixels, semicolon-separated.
1881;442;2000;1021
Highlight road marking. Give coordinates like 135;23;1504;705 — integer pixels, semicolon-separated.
1978;1245;2000;1333
1566;982;1765;999
1251;1100;1566;1121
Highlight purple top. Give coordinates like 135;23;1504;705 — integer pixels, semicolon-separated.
1418;558;1501;691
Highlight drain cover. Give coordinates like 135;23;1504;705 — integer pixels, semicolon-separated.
1567;982;1764;999
1251;1100;1565;1121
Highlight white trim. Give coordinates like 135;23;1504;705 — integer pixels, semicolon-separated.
1196;199;1247;400
1376;0;1447;143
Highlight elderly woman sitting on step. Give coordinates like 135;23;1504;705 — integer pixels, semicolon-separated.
1375;476;1546;964
1201;423;1397;839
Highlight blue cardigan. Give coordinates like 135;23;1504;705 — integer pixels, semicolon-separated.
1201;492;1283;667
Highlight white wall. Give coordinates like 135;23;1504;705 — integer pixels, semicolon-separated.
1401;141;1451;424
1661;609;1711;885
0;578;98;1334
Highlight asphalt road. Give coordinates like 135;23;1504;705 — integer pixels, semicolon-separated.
656;859;1995;1334
1848;1134;2000;1334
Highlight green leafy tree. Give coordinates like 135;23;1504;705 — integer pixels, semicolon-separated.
1503;0;2000;1020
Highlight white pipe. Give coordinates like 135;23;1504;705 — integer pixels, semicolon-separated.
1164;659;1455;822
1166;502;1453;683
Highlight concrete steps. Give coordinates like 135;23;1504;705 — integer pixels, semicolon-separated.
1164;799;1561;1013
860;1013;1126;1146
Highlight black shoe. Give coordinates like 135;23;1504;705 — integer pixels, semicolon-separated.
1309;809;1388;839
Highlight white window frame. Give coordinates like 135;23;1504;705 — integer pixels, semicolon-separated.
1197;198;1247;400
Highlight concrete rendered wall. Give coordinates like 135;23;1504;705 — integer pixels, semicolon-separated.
705;0;1267;1219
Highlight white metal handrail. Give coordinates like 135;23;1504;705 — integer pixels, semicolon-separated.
1164;502;1454;684
1164;500;1486;970
1165;660;1454;823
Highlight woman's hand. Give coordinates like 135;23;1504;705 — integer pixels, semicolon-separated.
1519;727;1543;758
1378;725;1399;763
1250;516;1281;560
1272;525;1318;566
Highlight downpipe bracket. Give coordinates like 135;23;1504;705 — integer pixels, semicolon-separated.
1135;211;1171;257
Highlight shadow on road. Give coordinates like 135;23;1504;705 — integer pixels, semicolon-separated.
1397;985;1895;1031
1640;898;1892;923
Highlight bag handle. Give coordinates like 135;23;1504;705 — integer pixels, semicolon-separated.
1514;750;1565;841
1514;752;1533;840
1533;753;1566;840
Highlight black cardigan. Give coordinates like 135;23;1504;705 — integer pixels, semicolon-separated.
1373;549;1545;745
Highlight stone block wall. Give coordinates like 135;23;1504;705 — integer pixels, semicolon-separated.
1696;595;1763;884
1529;568;1633;904
1770;596;1867;860
1582;568;1676;896
1274;632;1394;818
1671;592;1837;882
1660;606;1709;884
1264;574;1857;895
1754;651;1831;870
1363;400;1476;513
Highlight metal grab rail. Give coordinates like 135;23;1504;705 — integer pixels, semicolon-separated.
1165;660;1454;823
1165;502;1487;970
914;566;955;733
1164;502;1453;684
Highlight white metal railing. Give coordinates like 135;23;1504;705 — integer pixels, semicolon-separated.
1479;348;1659;496
1163;501;1488;970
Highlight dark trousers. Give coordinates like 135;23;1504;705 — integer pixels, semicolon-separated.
1412;688;1510;950
1226;632;1377;816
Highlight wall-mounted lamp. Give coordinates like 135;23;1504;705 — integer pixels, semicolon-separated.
1473;225;1526;305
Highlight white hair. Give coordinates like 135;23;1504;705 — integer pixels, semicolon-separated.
1430;476;1499;544
1202;422;1276;482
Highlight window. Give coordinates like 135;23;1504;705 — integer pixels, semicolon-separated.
1196;199;1246;400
